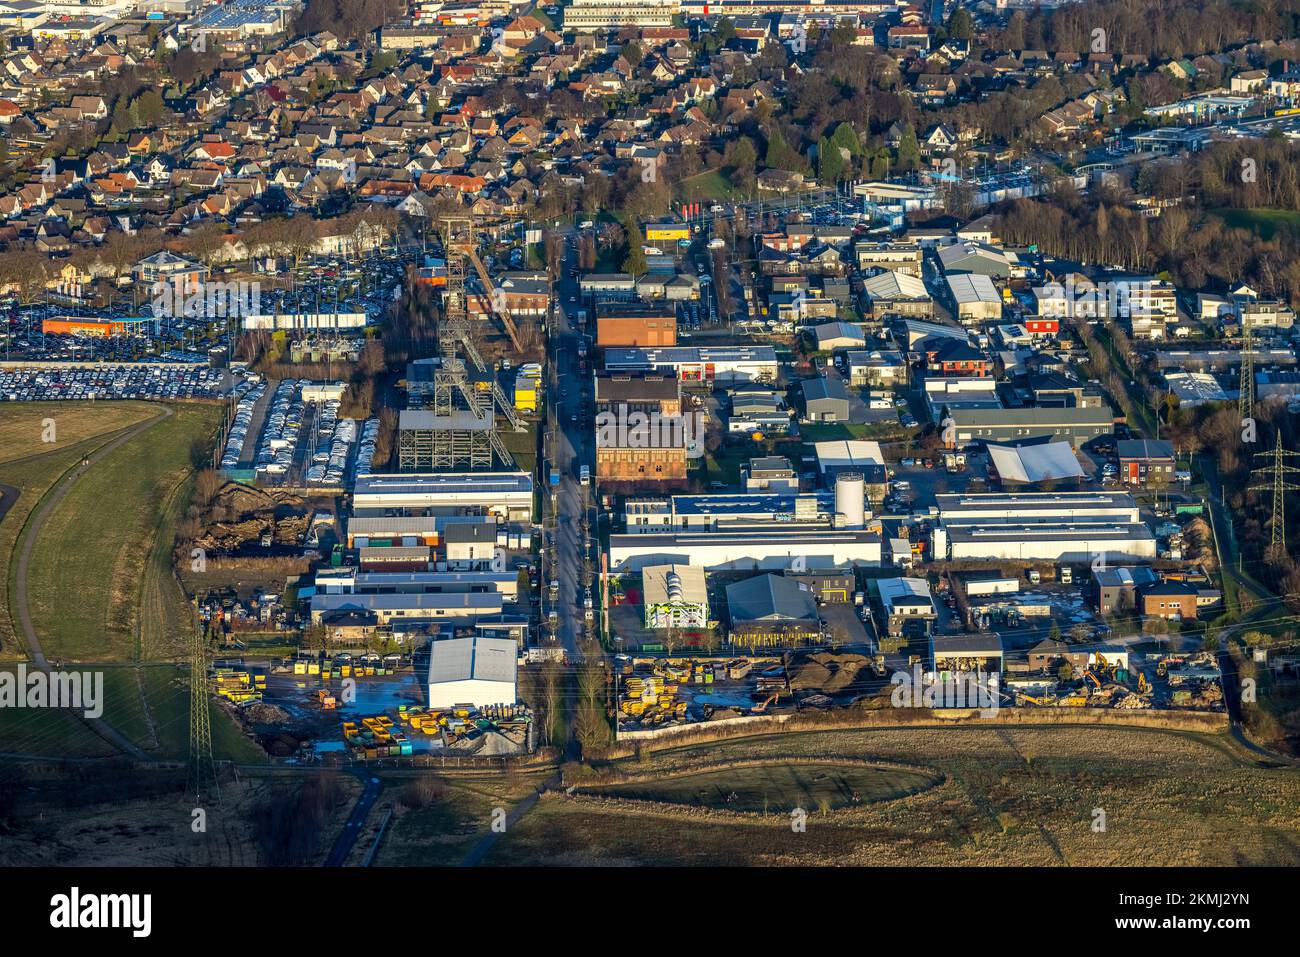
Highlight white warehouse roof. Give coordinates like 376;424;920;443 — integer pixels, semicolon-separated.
946;273;1001;304
987;442;1084;483
428;635;518;709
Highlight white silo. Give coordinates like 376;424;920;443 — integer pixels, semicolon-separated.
835;472;866;529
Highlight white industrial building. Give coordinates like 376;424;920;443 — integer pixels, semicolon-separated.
985;442;1084;484
427;635;518;709
624;473;874;534
813;439;886;472
610;456;882;570
242;312;369;331
938;523;1156;562
930;490;1152;562
946;273;1004;323
609;528;881;572
351;471;534;520
924;376;1000;414
935;491;1140;525
642;564;710;629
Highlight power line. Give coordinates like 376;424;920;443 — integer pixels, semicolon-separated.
187;630;218;805
1248;431;1300;553
1239;321;1255;424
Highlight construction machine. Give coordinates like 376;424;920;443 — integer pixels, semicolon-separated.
1137;671;1152;695
1019;693;1056;706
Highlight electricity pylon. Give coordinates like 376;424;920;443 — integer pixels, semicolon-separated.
1239;321;1255;424
1249;431;1300;553
187;629;219;804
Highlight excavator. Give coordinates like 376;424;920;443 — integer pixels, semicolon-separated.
752;692;785;713
1019;693;1057;706
1137;671;1152;695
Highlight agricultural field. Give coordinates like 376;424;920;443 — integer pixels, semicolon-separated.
0;402;166;657
468;726;1300;866
24;403;223;662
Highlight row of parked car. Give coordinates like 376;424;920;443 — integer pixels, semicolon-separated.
1;364;230;402
353;417;380;480
254;380;304;481
219;381;268;470
305;403;353;486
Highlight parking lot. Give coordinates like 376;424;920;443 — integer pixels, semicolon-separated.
0;363;237;402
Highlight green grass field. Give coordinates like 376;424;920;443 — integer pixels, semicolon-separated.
25;403;223;662
677;169;741;203
0;663;265;761
0;403;169;657
1212;207;1300;242
0;695;117;758
0;402;158;464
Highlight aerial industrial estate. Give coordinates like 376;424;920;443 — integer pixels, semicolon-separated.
0;0;1296;894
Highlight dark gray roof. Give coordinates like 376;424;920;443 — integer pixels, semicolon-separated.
726;573;818;624
1116;438;1174;461
803;374;849;404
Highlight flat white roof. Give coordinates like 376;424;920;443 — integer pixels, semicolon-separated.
814;439;885;471
642;563;708;605
353;471;532;497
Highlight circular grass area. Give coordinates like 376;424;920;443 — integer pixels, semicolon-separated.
581;761;939;813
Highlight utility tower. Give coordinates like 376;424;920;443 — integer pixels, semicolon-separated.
1249;431;1300;553
1239;321;1255;425
187;630;219;804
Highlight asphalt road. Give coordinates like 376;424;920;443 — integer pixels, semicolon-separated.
543;231;594;659
324;774;383;867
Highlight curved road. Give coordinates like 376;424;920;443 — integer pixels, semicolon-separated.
10;404;173;761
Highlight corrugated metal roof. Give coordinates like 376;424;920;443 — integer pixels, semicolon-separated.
429;635;517;685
